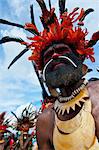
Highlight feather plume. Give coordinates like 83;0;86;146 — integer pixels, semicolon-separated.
8;48;29;69
0;19;24;28
59;0;66;14
30;4;35;25
87;31;99;47
79;8;94;21
48;0;51;10
0;19;37;35
31;61;48;99
36;0;47;13
11;112;19;121
0;36;24;44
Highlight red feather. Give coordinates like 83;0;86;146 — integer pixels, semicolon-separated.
92;31;99;41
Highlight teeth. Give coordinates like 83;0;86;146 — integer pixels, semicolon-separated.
62;109;65;115
83;80;88;85
57;79;88;103
76;89;79;93
56;108;60;113
58;109;62;115
77;88;80;92
71;105;75;111
54;104;57;110
76;101;81;107
66;107;70;114
65;98;69;101
71;95;74;98
56;107;59;113
75;88;80;94
80;99;86;103
80;84;84;89
73;91;75;95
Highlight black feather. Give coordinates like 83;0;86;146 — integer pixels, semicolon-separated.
22;108;27;117
59;0;66;15
30;5;39;35
11;111;19;121
48;0;51;10
26;110;28;117
0;19;38;35
0;36;24;44
40;16;48;29
28;103;32;110
30;4;35;25
36;0;48;29
36;0;47;12
8;48;29;69
36;0;56;29
79;8;94;21
87;40;97;47
32;61;48;100
0;19;24;28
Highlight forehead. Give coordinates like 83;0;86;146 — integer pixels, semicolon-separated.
43;43;71;55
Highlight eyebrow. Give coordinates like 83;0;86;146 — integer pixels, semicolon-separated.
44;44;71;56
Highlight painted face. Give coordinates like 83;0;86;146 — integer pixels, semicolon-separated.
20;123;29;132
42;43;84;89
0;132;4;140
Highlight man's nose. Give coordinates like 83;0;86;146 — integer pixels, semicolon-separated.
52;53;61;59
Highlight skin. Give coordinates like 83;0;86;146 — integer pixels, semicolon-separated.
36;106;55;150
88;80;99;139
36;43;99;149
0;132;5;150
36;81;99;150
16;124;33;150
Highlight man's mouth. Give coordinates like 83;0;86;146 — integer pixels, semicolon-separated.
58;79;88;103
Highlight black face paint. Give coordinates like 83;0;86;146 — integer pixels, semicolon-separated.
42;43;83;88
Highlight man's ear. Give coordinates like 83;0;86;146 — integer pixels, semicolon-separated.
82;64;88;76
82;64;93;76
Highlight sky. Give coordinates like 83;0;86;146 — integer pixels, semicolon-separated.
0;0;99;114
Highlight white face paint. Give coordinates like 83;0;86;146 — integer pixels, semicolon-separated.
58;56;77;68
42;59;53;82
42;56;77;82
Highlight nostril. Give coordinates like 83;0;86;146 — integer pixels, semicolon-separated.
52;53;60;59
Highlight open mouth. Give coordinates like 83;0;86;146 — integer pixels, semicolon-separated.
58;79;88;103
47;78;88;103
54;85;89;117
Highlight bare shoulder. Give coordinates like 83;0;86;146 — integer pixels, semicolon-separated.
37;107;55;128
36;107;55;149
87;80;99;106
87;80;99;139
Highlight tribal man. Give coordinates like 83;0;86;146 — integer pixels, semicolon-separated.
0;0;99;150
11;104;38;150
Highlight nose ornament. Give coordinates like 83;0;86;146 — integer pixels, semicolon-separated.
52;53;60;59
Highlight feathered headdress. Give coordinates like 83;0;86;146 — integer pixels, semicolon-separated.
11;104;38;132
0;112;10;132
0;0;99;98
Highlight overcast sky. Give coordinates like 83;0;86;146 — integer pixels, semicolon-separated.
0;0;99;113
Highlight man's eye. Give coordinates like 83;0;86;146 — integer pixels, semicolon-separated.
56;48;70;54
44;51;53;60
